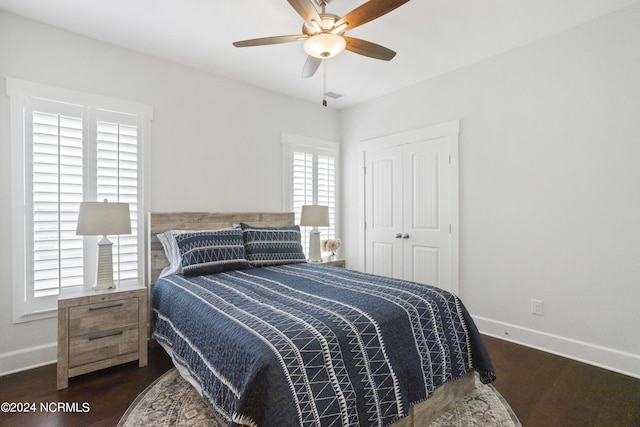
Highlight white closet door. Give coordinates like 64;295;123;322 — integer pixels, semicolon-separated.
363;121;459;294
402;137;451;289
365;145;403;279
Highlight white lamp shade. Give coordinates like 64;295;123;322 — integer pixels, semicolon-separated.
76;201;131;236
300;205;329;227
303;33;347;59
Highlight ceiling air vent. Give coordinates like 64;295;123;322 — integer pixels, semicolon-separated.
323;91;343;99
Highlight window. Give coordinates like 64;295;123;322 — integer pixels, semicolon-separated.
282;133;339;256
7;79;153;323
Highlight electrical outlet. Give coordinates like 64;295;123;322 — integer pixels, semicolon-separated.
531;299;543;316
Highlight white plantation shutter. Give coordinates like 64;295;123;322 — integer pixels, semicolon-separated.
96;116;139;283
283;135;339;258
31;108;85;295
27;103;142;299
317;154;336;242
293;151;314;252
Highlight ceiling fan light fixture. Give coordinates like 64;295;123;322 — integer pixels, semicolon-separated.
303;33;346;58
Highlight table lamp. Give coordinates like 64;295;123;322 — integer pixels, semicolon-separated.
76;200;131;290
300;205;329;262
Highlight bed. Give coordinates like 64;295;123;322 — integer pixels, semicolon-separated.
149;212;495;427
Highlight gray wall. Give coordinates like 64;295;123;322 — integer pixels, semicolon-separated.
340;3;640;377
0;10;340;373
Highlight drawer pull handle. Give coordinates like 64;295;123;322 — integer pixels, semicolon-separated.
88;331;124;341
88;303;124;311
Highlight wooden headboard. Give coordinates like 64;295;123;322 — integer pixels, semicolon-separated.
148;212;295;287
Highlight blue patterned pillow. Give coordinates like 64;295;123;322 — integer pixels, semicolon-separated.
240;223;307;267
176;228;249;276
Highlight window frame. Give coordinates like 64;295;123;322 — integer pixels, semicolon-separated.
282;132;340;257
7;78;153;323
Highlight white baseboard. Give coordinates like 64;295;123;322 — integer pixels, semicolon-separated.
473;315;640;379
0;342;57;376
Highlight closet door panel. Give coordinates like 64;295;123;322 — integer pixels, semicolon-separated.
365;146;403;279
403;137;451;288
411;246;439;286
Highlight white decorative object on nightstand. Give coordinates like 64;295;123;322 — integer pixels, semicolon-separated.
300;205;329;263
57;283;147;390
76;200;132;290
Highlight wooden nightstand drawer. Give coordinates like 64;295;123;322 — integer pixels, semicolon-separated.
69;326;139;368
69;298;138;337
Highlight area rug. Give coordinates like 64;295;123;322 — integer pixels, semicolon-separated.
118;368;521;427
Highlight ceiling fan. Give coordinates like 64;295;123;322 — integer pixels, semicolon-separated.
232;0;410;78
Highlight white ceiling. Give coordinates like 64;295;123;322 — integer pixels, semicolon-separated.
1;0;637;109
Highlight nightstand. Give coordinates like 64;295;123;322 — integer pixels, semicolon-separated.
320;258;346;268
57;283;148;390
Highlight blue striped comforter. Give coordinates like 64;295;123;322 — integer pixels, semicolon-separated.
152;263;495;427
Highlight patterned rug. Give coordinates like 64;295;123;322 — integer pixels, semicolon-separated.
118;368;521;427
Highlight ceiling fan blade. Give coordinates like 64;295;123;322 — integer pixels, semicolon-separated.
287;0;322;27
233;34;307;48
343;36;396;61
302;56;322;78
336;0;410;30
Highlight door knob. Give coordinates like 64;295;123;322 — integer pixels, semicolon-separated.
402;233;410;239
395;233;402;239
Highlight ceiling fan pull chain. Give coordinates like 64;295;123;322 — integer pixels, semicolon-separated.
322;60;327;107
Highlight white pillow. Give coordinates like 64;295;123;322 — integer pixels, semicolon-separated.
157;229;191;277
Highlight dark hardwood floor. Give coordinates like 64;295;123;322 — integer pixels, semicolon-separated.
484;335;640;426
0;348;174;427
1;336;638;426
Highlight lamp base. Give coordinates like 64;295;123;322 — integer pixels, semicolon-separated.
94;236;115;290
308;228;322;263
